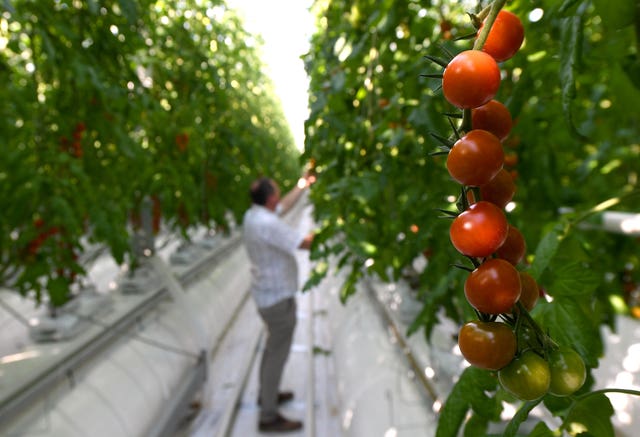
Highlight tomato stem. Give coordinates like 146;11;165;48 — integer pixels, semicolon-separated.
473;0;507;51
574;388;640;401
514;301;555;354
475;5;492;24
461;108;472;132
560;388;640;433
459;1;507;133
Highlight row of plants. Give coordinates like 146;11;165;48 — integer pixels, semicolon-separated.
0;0;303;308
303;0;639;435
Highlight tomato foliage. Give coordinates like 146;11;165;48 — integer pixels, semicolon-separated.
0;1;302;306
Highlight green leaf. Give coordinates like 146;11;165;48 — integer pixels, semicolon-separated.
546;261;600;297
564;393;615;437
117;0;139;24
435;367;500;437
503;400;542;437
528;421;555;437
593;0;637;29
339;264;362;303
558;0;583;14
48;276;72;307
528;221;569;281
610;63;640;113
303;261;329;292
559;11;588;141
408;267;466;338
534;297;602;367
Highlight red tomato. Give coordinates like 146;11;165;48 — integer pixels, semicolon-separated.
477;168;516;208
518;271;540;311
496;225;526;265
465;258;521;314
471;100;513;141
442;50;501;109
450;201;509;258
446;130;504;187
458;320;517;370
480;10;525;62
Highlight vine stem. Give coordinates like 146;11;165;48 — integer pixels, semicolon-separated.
575;388;640;400
560;388;640;432
473;0;507;51
515;301;557;353
460;0;508;133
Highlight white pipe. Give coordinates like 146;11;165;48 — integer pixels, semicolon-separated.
601;211;640;235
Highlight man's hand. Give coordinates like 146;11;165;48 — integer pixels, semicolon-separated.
297;171;317;189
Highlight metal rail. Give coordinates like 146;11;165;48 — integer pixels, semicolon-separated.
364;278;440;404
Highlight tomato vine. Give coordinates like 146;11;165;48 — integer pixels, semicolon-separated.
304;0;639;435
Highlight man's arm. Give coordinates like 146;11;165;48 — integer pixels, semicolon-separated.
278;174;314;215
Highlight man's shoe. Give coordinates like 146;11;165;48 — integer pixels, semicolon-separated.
257;391;294;406
258;414;303;433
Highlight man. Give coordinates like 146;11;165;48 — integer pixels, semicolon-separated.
242;174;314;433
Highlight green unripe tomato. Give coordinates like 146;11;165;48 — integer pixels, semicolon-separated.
498;350;550;401
548;347;587;396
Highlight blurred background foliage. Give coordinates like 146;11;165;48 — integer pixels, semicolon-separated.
0;0;302;306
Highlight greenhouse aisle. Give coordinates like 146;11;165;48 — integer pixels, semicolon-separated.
175;195;344;437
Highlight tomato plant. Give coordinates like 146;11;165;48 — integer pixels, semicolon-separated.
498;350;551;401
446;129;504;186
548;347;587;396
302;0;640;435
458;320;516;370
465;258;521;314
449;201;508;258
471;99;513;141
479;10;525;62
442;50;501;109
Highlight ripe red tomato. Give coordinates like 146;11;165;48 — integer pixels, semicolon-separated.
496;225;526;265
442;50;501;109
479;10;525;62
518;271;539;311
471;100;513;141
450;201;508;258
548;347;587;396
447;130;504;187
465;258;521;314
476;168;516;208
458;320;516;370
499;350;550;401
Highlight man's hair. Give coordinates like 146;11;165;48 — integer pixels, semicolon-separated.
250;177;275;205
